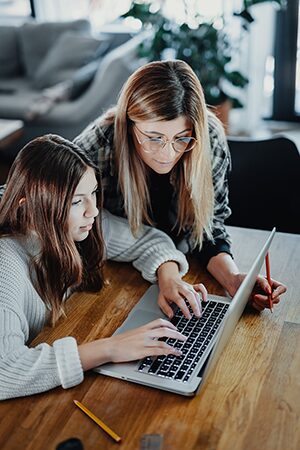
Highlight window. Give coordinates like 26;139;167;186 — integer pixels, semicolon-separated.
295;5;300;114
0;0;33;17
272;0;300;121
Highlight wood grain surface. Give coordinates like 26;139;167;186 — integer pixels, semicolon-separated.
0;227;299;450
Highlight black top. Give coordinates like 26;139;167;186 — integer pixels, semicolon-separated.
148;169;232;267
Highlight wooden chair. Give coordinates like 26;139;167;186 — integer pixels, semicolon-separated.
226;136;300;234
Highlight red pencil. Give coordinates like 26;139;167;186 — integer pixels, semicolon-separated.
265;253;273;312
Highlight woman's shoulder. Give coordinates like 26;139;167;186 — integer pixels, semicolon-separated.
75;108;115;147
74;108;116;170
206;110;231;175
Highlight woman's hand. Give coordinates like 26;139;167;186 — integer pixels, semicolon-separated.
230;273;287;312
157;260;207;319
158;279;207;319
105;319;186;363
250;275;287;311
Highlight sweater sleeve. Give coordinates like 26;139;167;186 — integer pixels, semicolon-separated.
0;240;83;400
101;210;189;283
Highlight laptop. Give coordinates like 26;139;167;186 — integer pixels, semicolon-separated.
95;228;276;396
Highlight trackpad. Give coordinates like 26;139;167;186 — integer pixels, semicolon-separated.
114;309;164;335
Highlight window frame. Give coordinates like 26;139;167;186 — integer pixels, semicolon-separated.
272;0;300;121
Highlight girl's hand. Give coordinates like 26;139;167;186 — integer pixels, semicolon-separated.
158;277;207;319
230;273;287;312
105;319;186;362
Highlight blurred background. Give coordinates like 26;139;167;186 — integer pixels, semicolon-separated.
0;0;299;233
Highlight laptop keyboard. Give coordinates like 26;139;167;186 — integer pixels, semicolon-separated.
137;299;229;383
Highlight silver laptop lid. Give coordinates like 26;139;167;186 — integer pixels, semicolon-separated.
95;228;276;396
198;227;276;390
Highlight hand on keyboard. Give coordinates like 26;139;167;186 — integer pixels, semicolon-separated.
105;319;187;362
158;278;207;320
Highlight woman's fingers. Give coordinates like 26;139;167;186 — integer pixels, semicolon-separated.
192;283;208;302
271;281;287;299
179;287;201;318
251;276;287;311
157;294;175;319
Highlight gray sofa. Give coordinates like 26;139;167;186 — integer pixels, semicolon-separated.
0;19;146;143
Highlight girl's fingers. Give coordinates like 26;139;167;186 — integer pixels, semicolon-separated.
146;345;182;357
149;327;186;342
145;318;177;331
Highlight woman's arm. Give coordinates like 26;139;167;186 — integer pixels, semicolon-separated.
102;210;205;318
207;252;287;311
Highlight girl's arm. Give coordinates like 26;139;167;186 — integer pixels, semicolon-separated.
0;239;186;400
0;240;84;400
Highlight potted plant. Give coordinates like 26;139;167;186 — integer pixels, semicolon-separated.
122;0;286;129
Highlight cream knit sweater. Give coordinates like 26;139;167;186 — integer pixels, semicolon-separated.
0;210;188;400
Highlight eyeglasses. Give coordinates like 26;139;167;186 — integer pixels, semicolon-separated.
133;125;197;154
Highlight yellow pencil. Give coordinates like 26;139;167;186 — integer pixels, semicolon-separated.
73;400;122;443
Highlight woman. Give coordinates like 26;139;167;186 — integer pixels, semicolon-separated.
74;59;286;316
0;134;200;400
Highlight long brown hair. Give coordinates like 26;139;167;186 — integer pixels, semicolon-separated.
114;59;218;248
0;135;105;325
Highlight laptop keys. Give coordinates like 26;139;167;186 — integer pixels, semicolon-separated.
137;300;229;382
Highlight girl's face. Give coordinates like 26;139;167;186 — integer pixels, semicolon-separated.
68;167;99;242
132;115;194;174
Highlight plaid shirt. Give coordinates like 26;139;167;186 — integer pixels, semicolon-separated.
0;114;232;264
74;112;232;265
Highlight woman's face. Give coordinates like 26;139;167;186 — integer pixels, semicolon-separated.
132;115;194;174
68;167;99;242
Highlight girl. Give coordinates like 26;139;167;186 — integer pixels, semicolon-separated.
0;134;201;400
74;60;286;316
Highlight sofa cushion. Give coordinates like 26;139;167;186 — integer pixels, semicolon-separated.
33;32;109;90
19;19;90;78
0;25;22;78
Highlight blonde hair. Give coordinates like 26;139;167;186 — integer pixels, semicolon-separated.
114;60;216;248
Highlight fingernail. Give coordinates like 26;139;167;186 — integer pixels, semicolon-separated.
175;350;182;356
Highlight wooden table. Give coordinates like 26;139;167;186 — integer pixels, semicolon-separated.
0;227;299;450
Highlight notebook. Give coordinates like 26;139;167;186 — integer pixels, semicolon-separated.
94;228;276;396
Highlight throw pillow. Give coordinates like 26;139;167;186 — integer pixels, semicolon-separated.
19;19;90;78
0;25;22;77
33;32;109;90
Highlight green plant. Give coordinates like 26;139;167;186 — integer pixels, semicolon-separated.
122;0;286;108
